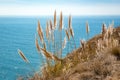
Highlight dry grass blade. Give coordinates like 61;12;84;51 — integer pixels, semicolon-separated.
54;10;57;29
46;21;49;40
86;21;89;34
41;48;52;60
52;54;62;61
65;29;70;40
18;49;29;63
43;42;47;50
104;24;114;39
102;23;107;35
50;20;53;30
68;15;72;28
37;20;44;43
35;37;41;52
59;11;63;31
41;48;61;61
69;27;74;38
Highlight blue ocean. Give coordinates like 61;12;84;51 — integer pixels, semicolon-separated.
0;16;120;80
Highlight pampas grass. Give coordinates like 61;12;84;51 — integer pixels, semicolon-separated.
102;23;107;40
43;42;47;50
52;54;62;61
34;11;79;79
35;36;41;52
37;20;44;43
46;21;49;40
41;48;61;61
50;20;53;30
86;21;89;40
58;11;63;58
18;49;29;63
86;21;89;35
69;27;74;38
59;11;63;31
102;23;107;35
68;15;73;38
68;15;72;28
54;10;57;29
68;15;76;49
41;48;53;60
65;29;70;40
17;10;120;80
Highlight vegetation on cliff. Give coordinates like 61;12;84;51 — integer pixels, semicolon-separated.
18;11;120;80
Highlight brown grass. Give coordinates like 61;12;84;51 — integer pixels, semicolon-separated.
69;27;74;38
54;10;57;29
41;48;53;60
86;21;89;35
102;23;107;35
37;20;44;43
35;37;41;52
17;10;120;80
46;21;49;40
68;15;72;28
49;20;53;30
59;11;63;31
65;29;70;40
18;49;29;63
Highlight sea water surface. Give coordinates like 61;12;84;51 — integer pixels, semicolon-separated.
0;16;120;80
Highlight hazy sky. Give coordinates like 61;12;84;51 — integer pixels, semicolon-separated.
0;0;120;16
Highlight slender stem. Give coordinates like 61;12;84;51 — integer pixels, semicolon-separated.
73;37;76;49
87;33;89;41
53;30;55;55
61;31;62;58
39;52;44;66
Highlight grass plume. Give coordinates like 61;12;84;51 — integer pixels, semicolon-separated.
86;21;89;35
68;15;76;49
17;11;120;80
54;10;57;29
65;29;70;40
18;49;29;63
35;36;41;52
46;21;49;40
68;15;72;28
37;20;44;43
49;20;53;30
59;11;63;31
102;23;107;35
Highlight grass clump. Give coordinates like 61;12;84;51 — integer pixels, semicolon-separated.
17;10;120;80
18;10;77;80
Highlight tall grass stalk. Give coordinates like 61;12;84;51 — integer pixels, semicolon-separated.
86;21;89;40
35;36;44;65
65;29;71;53
68;15;76;49
54;10;57;29
59;11;63;58
37;20;44;44
18;49;35;72
18;49;29;63
18;10;81;79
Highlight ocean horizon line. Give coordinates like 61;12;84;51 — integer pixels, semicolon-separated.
0;15;120;18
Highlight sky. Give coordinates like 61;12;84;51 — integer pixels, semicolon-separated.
0;0;120;16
